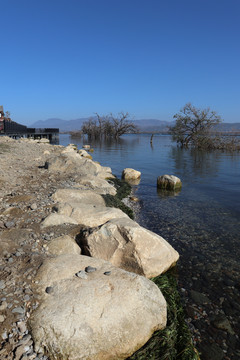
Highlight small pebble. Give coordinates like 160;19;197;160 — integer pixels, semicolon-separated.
4;220;15;228
24;345;30;352
104;271;111;276
12;307;25;315
17;321;27;333
0;315;5;322
30;203;37;210
130;196;139;202
85;266;97;273
45;287;54;294
76;271;88;280
0;301;8;311
18;334;31;345
1;331;8;340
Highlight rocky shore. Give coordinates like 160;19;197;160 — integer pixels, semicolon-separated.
0;137;179;360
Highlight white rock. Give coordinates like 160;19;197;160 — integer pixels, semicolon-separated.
76;176;117;195
41;214;78;228
48;235;81;255
81;217;179;278
29;255;167;360
78;149;91;158
122;168;141;181
52;188;105;206
55;202;128;227
0;301;7;311
45;152;114;179
54;202;73;217
61;144;78;153
38;138;50;143
71;204;129;227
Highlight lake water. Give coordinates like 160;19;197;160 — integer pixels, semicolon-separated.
59;133;240;359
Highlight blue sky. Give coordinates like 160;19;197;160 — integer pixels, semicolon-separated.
1;0;240;125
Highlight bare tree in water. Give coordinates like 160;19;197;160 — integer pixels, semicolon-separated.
82;112;138;139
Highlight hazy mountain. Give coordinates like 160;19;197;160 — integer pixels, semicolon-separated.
133;119;174;132
30;118;89;131
214;122;240;132
30;117;173;132
30;117;240;133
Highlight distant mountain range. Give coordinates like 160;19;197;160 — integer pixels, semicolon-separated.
30;118;174;132
30;117;240;133
30;118;89;132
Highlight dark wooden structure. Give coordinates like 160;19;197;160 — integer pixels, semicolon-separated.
0;105;59;142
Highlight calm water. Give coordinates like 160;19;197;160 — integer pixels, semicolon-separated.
60;133;240;359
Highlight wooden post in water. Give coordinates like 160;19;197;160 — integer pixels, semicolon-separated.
150;134;154;145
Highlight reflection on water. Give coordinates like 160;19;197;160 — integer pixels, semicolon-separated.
124;178;141;186
60;134;240;359
170;147;222;178
156;187;182;198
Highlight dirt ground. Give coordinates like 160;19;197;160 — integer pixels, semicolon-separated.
0;136;83;360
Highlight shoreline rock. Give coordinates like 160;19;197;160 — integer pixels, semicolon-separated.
157;174;182;190
80;217;179;278
29;255;167;360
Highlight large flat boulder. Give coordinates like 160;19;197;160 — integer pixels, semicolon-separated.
29;255;167;360
80;217;179;278
70;204;129;227
45;151;114;179
56;202;128;226
76;176;117;195
41;214;78;228
45;152;95;175
52;188;105;206
48;202;129;227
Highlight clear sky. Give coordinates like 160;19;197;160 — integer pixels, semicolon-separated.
1;0;240;125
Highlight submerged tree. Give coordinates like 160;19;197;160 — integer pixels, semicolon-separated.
169;103;222;148
81;112;138;139
81;118;100;139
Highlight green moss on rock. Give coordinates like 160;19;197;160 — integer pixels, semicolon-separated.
102;178;134;219
128;268;200;360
